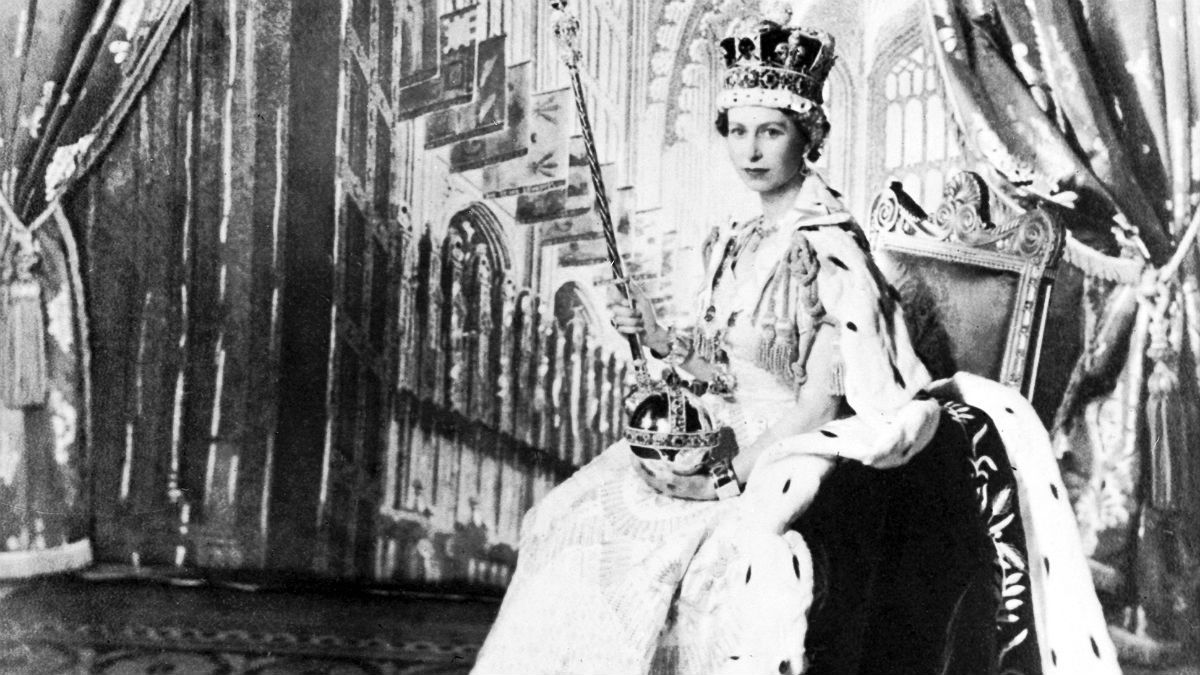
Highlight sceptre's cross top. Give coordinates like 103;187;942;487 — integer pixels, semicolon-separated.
549;0;582;66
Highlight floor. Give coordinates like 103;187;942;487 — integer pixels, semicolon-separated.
0;573;499;674
2;572;1197;674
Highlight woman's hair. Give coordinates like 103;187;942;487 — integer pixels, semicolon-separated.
714;107;830;163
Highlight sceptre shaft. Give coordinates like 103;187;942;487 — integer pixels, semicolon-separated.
549;1;650;382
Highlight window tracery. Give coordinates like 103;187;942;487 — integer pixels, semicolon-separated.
871;39;962;208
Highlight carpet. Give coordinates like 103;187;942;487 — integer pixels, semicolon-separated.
0;573;498;674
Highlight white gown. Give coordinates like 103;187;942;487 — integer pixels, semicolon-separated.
471;174;1118;675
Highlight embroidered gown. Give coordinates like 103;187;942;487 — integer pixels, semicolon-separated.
471;174;1118;675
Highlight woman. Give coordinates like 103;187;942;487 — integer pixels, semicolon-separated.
473;20;1117;675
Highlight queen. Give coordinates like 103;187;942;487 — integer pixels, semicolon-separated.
472;18;1117;675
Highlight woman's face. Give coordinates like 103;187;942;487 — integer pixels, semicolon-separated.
724;106;808;195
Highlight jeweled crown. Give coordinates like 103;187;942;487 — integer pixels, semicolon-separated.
717;21;837;114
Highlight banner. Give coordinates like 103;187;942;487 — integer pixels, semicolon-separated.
397;4;477;120
552;179;635;268
448;62;530;172
398;0;440;84
540;181;630;246
480;87;571;198
515;136;596;223
557;240;609;267
425;36;507;148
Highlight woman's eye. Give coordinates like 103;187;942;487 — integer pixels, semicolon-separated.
763;128;783;138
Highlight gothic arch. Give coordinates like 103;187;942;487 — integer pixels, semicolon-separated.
814;59;855;190
447;202;511;270
864;1;925;74
866;13;961;206
553;281;602;330
649;0;767;147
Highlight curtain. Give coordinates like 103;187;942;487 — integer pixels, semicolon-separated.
0;0;187;579
924;0;1199;662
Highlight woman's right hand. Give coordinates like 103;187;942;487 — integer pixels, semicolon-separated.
605;280;670;353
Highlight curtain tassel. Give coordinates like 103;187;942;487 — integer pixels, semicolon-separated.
1146;360;1177;509
1145;295;1182;509
1;240;48;408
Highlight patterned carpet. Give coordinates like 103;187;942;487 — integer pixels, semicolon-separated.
0;573;498;674
4;573;1196;674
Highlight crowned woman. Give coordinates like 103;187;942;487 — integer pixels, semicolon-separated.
472;19;1118;675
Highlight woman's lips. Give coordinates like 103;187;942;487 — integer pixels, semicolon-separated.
743;168;769;178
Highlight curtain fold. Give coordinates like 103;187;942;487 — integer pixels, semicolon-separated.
925;0;1200;661
0;0;187;579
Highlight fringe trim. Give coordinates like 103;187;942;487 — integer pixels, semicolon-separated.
1064;233;1144;284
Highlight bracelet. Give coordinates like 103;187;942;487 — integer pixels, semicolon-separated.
711;458;742;500
663;327;694;367
649;334;670;360
649;326;681;360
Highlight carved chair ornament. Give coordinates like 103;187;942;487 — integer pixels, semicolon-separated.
869;171;1065;395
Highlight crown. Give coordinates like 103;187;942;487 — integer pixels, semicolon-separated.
624;371;721;476
717;21;837;115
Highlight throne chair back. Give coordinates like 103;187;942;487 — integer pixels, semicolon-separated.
867;171;1065;400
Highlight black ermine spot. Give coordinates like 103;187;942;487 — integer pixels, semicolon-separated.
891;363;906;389
820;430;838;438
792;555;801;578
828;256;849;270
745;566;752;584
783;479;791;494
1050;484;1059;499
846;321;858;332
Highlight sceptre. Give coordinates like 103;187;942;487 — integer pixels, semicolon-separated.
548;1;650;385
549;1;723;479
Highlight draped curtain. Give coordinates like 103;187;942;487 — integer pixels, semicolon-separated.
0;0;187;578
924;0;1199;662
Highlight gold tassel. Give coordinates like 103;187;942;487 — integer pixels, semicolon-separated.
829;356;845;397
827;331;845;397
757;324;775;366
1;240;48;408
770;332;795;378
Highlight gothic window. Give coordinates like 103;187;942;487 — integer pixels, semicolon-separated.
812;63;852;192
553;281;601;329
870;41;961;209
